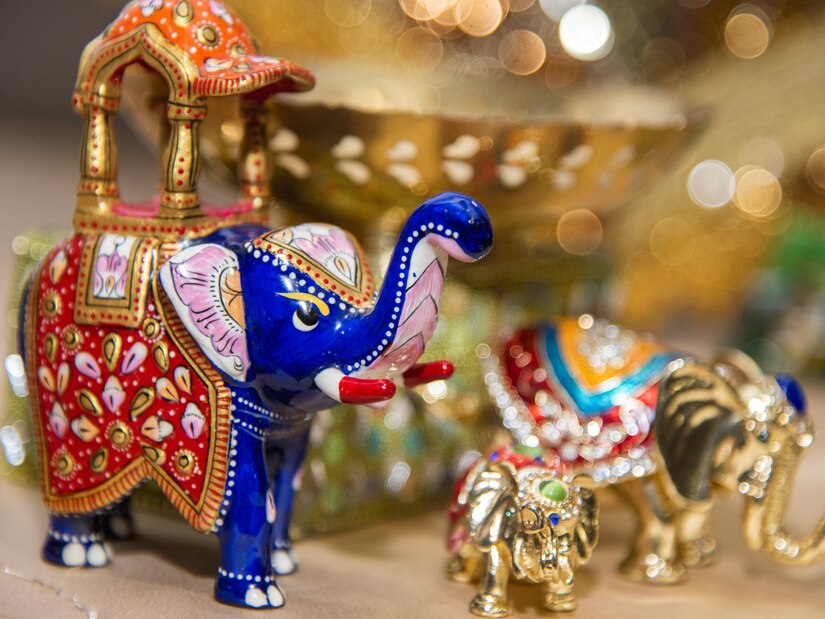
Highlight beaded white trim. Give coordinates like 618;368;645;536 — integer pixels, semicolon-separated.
48;530;103;544
217;567;275;583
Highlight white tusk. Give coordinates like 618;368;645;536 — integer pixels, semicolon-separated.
315;368;345;402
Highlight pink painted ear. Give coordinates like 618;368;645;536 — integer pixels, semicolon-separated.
159;244;250;381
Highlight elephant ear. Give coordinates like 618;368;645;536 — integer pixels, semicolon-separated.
572;485;599;565
712;349;765;389
463;459;518;549
655;363;747;505
159;244;250;381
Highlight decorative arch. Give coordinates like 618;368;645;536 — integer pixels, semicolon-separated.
71;1;314;239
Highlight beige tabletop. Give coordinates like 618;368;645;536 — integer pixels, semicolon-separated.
2;446;825;619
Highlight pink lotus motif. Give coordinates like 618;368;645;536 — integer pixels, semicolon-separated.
94;251;128;299
286;224;360;287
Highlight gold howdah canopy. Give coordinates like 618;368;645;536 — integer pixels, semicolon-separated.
72;0;314;239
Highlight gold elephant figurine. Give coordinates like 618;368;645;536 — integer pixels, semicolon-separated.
447;453;599;617
481;316;821;586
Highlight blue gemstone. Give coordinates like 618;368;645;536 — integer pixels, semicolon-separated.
549;513;560;527
776;374;806;415
489;452;500;461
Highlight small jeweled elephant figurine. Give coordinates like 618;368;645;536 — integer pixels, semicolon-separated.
447;449;598;617
483;316;823;586
19;1;493;609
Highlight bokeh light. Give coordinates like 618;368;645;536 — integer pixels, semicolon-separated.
732;165;782;218
687;160;735;209
806;147;825;195
737;137;784;178
649;217;695;265
724;5;772;60
556;209;603;255
457;0;505;37
324;0;372;28
558;4;614;61
539;0;581;22
498;30;547;75
396;27;444;72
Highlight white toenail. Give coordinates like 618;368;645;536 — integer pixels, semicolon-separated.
86;543;107;567
62;543;86;567
245;587;267;608
271;550;295;575
267;584;284;607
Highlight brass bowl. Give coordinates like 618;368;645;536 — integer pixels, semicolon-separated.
122;59;705;290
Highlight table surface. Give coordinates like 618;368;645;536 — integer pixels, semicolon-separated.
2;458;825;619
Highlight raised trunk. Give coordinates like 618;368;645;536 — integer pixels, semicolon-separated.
349;193;492;380
741;436;825;566
313;193;491;405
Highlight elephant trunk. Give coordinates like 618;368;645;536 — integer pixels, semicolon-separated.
741;433;825;566
351;192;492;380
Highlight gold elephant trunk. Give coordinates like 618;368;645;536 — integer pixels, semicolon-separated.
741;432;825;566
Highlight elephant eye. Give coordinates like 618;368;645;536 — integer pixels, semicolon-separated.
292;304;319;332
757;427;769;443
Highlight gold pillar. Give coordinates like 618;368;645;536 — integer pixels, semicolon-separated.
74;93;120;216
159;101;206;220
238;100;272;210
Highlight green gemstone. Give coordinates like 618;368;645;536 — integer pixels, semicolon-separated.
514;444;543;459
539;480;568;502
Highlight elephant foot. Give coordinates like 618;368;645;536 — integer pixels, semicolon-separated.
42;532;112;568
470;592;511;618
680;536;718;568
446;552;481;583
215;572;285;609
271;548;299;576
619;553;686;585
544;591;577;613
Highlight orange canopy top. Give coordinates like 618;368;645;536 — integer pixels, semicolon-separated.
76;0;314;106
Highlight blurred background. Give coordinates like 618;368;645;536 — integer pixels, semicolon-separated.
2;0;825;535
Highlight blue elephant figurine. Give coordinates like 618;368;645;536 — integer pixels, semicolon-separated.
22;191;492;608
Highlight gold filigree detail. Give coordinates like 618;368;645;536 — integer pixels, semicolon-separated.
44;333;59;363
142;318;162;341
61;325;82;351
52;450;76;480
90;448;108;473
142;444;167;466
173;0;194;25
152;341;170;373
76;389;103;416
107;421;133;451
102;332;122;372
196;25;221;48
42;290;61;319
173;449;196;479
129;387;155;420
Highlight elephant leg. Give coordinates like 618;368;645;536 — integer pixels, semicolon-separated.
215;427;283;609
470;543;512;618
544;538;577;612
616;476;686;584
97;496;137;541
266;429;310;576
43;513;111;568
677;508;718;568
447;543;484;583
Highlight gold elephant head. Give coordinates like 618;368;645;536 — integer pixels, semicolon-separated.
457;458;599;583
